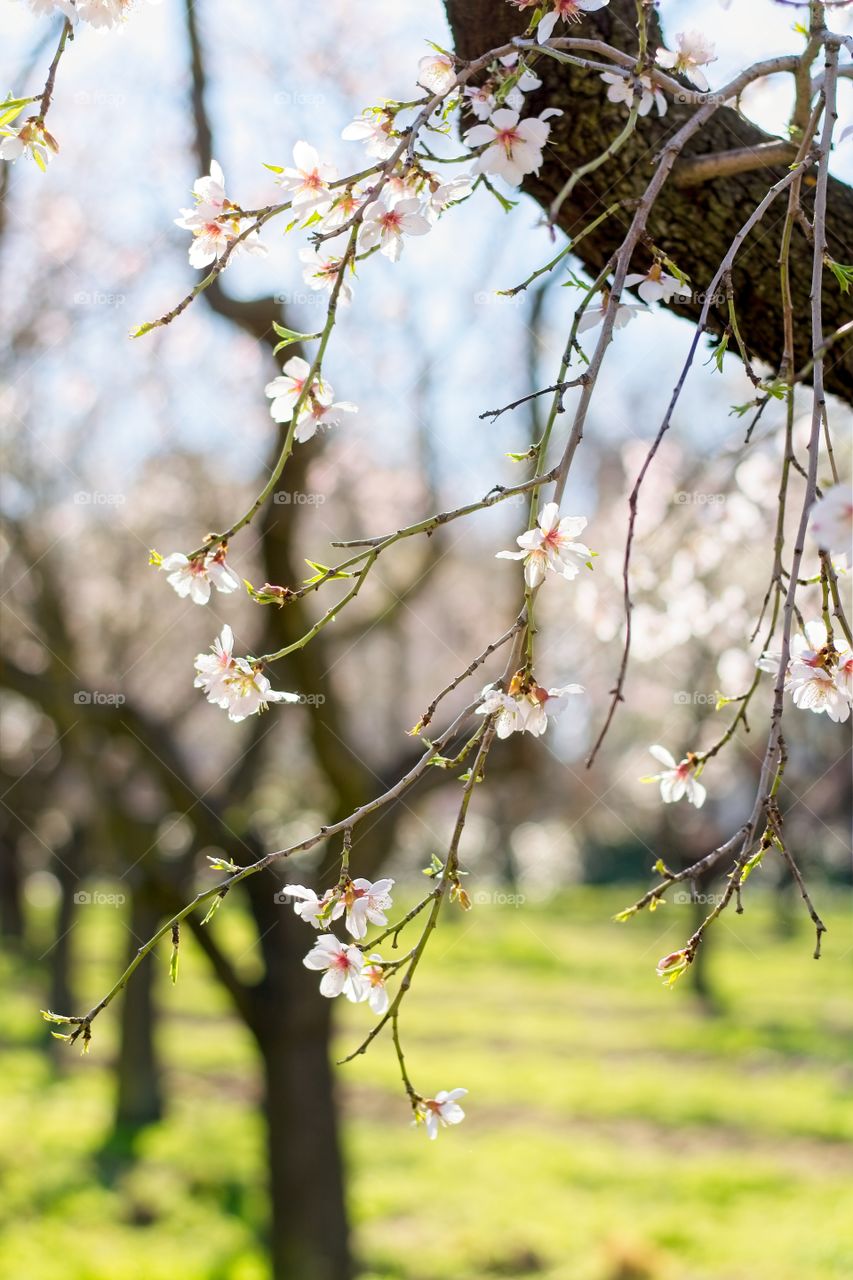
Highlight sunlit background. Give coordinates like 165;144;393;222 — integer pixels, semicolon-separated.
1;1;852;1277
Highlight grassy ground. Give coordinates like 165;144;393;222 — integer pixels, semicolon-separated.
1;884;851;1280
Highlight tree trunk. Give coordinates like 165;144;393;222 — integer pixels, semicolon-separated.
256;999;351;1280
243;871;351;1280
113;886;164;1133
0;828;25;947
443;0;853;404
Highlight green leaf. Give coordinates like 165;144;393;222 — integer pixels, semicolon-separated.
826;260;853;294
200;893;226;926
272;323;321;355
0;96;36;128
303;560;352;585
130;321;155;339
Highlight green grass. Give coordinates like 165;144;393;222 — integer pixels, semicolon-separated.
2;884;852;1279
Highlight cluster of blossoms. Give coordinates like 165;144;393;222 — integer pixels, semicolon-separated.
759;621;853;724
283;876;465;1136
643;745;707;809
24;0;132;27
193;625;299;722
477;670;583;739
265;356;358;444
174;160;266;269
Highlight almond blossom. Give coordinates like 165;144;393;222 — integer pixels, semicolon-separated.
417;53;457;95
25;0;77;19
276;141;337;213
193;625;300;722
418;1088;467;1139
578;291;648;333
341;111;397;159
600;71;667;118
657;950;691;986
535;0;611;43
644;745;706;808
426;175;475;222
281;884;336;928
265;356;357;443
175;160;266;269
656;31;717;91
463;108;556;187
75;0;132;26
302;934;366;1001
0;121;57;167
758;620;853;722
809;485;852;556
341;877;395;940
625;265;690;305
359;955;389;1015
496;501;591;589
322;187;365;233
358;197;431;262
476;675;583;739
298;246;353;304
160;548;241;605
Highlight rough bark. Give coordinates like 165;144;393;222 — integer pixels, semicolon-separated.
444;0;853;404
113;885;164;1134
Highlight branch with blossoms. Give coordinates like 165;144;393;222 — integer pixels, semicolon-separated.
35;0;853;1138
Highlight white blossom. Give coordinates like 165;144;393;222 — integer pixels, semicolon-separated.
656;31;717;91
464;108;555;187
341;111;397;159
532;0;611;44
600;71;667;118
625;265;690;305
358;196;431;261
298;246;353;304
496;501;591;588
758;620;853;722
175;160;266;269
418;1088;467;1139
417;53;457;95
476;676;583;739
303;934;366;1000
342;877;395;940
578;292;648;333
264;356;357;443
75;0;131;27
193;625;300;722
359;954;389;1015
644;745;706;808
280;885;335;928
276;141;337;213
160;549;240;606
